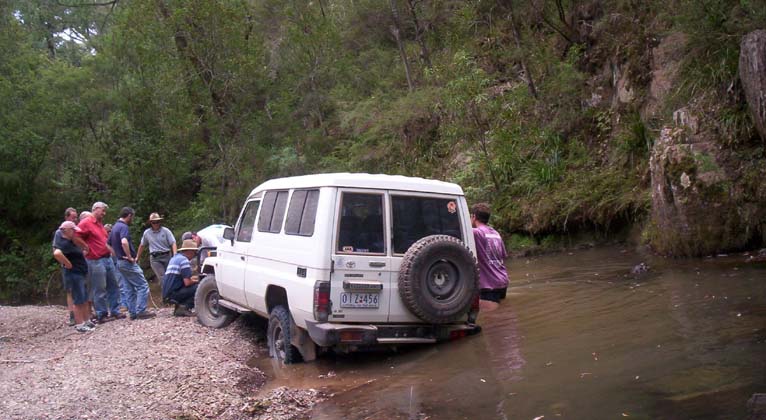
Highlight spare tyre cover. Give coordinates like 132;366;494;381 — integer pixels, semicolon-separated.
398;235;479;324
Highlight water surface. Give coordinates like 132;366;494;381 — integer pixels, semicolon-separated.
253;247;766;419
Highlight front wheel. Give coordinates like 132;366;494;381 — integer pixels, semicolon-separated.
195;275;237;328
267;305;302;364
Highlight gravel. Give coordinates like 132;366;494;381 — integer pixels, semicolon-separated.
0;305;323;419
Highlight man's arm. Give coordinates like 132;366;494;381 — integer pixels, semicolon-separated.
136;244;145;261
171;242;177;255
71;236;90;255
182;276;199;287
121;237;134;262
53;249;72;269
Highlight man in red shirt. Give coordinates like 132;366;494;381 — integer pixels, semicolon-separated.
77;201;125;323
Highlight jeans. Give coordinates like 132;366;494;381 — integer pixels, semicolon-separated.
169;284;198;309
116;260;150;316
87;257;121;318
113;257;129;308
149;253;171;281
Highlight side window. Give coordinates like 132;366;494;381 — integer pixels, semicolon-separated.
391;196;462;254
236;200;260;242
258;190;289;233
336;193;385;254
285;189;320;236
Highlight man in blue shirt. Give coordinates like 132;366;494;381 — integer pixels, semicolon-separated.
108;207;156;320
162;239;200;316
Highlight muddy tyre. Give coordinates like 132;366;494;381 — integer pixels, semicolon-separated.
398;235;479;324
195;275;237;328
267;305;302;364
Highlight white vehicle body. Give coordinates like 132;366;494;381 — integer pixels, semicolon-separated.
200;173;480;361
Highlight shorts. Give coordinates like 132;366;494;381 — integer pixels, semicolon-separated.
63;270;88;305
480;287;507;303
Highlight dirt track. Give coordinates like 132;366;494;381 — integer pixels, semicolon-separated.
0;305;322;419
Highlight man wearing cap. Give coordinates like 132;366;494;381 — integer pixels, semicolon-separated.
76;202;124;323
109;207;156;321
161;239;200;316
53;221;94;332
136;212;176;283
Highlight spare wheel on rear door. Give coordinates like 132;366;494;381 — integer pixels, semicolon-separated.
398;235;479;324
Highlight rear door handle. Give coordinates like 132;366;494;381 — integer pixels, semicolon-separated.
369;262;386;268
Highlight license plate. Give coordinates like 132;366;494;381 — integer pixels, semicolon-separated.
340;292;380;308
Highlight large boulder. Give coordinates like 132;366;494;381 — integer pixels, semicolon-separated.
648;111;766;256
739;30;766;142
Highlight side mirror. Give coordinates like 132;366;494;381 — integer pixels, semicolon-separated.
223;227;235;244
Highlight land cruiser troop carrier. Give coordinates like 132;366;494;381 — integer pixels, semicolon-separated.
195;173;481;363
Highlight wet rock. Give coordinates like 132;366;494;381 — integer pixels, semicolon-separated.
630;262;649;275
739;30;766;142
747;393;766;420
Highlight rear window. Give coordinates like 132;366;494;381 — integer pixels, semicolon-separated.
258;190;289;233
336;193;385;254
391;196;462;254
285;189;320;236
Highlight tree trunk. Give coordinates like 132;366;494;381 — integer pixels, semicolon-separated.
405;0;431;68
506;1;538;98
389;0;414;92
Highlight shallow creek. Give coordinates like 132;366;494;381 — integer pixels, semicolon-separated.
250;246;765;419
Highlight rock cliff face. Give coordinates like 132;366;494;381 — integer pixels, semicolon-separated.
740;30;766;142
647;30;766;256
648;123;758;256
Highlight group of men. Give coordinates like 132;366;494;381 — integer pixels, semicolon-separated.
52;202;206;333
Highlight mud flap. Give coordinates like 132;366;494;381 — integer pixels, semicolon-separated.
290;319;317;362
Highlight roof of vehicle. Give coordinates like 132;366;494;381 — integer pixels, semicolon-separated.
248;173;464;197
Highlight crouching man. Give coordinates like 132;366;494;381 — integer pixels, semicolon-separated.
161;239;200;316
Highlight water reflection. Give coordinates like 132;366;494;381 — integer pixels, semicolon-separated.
258;247;765;419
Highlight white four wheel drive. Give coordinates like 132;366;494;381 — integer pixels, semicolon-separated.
194;173;481;363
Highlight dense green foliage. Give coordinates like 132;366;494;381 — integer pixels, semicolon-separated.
1;0;764;301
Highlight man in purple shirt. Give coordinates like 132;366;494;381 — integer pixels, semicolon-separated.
471;203;509;311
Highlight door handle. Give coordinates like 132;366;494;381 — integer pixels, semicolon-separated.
240;256;245;261
369;262;386;268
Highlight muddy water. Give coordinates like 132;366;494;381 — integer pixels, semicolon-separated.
249;247;766;419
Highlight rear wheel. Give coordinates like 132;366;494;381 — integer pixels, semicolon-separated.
195;275;237;328
267;305;302;364
398;235;479;324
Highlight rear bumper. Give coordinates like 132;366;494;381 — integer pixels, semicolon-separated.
305;320;481;347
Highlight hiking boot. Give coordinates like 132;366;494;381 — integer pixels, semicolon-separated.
85;320;96;328
132;311;156;320
68;311;75;326
110;312;127;320
94;314;113;324
173;304;194;317
75;323;94;333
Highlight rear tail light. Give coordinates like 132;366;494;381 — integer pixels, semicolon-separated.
339;331;364;342
313;281;331;322
449;330;468;340
467;293;480;324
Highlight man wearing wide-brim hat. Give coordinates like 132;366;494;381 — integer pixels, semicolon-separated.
161;239;200;316
136;212;177;283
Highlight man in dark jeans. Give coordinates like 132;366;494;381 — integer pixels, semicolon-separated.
161;239;200;316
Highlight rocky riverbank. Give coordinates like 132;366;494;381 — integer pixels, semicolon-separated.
0;305;323;419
